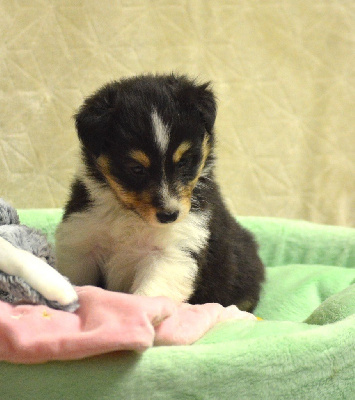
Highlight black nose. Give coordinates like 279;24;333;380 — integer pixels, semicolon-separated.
156;210;179;224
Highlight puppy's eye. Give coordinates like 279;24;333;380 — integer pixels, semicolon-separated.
130;164;147;176
177;156;189;169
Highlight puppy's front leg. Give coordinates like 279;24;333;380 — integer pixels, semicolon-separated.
55;222;102;287
131;253;198;303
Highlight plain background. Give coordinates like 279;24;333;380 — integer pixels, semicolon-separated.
0;0;354;227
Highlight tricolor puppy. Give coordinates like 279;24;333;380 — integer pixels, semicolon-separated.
55;74;264;311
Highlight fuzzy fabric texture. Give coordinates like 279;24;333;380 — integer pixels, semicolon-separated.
0;199;56;266
0;271;78;312
0;199;78;311
0;210;354;400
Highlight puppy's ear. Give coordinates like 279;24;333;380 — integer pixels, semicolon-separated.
195;82;217;134
174;76;217;133
75;83;118;157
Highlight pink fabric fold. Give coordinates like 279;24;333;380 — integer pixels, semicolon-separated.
0;286;256;364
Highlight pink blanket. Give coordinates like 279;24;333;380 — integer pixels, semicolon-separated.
0;286;256;364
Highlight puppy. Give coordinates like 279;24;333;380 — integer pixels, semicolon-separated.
55;74;264;311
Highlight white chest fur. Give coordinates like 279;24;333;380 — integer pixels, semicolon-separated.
55;185;210;302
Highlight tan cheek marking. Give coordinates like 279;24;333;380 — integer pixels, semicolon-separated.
129;150;151;168
178;186;193;217
96;155;111;179
97;155;138;207
173;141;192;163
177;135;211;214
97;156;157;223
190;135;211;188
134;191;158;224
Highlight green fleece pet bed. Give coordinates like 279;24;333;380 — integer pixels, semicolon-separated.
1;211;354;400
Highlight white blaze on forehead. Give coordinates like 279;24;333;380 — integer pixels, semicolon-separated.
151;109;169;153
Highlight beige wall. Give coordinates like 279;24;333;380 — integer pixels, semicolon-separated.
0;0;354;226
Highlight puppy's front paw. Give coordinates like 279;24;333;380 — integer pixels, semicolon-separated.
132;286;190;304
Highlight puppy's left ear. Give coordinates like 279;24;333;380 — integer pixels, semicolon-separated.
194;82;217;134
173;76;217;134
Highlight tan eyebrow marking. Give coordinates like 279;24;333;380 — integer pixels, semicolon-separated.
173;141;192;163
129;150;151;168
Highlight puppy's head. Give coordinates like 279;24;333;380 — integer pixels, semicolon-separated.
76;74;217;226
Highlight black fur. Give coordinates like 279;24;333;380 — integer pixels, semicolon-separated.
64;73;264;311
189;181;265;310
63;179;92;221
